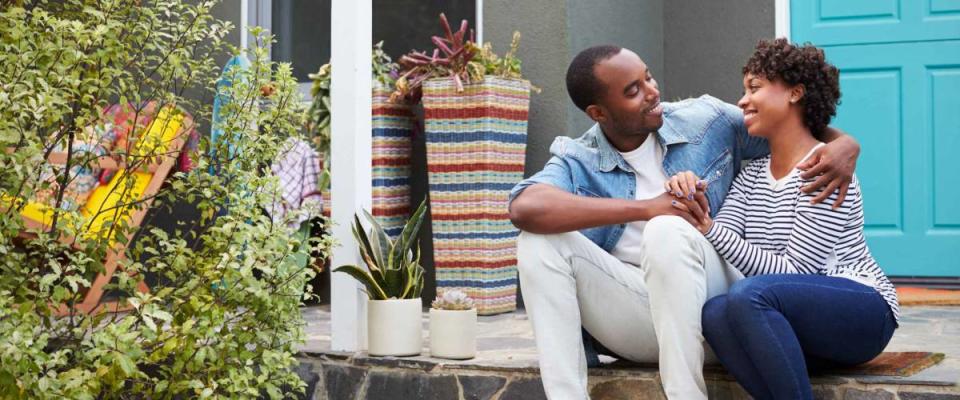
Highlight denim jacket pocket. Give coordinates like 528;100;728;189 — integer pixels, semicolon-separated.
700;149;732;184
700;149;733;214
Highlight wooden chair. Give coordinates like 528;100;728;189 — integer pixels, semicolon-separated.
6;105;192;315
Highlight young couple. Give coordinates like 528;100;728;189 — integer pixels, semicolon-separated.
508;38;899;400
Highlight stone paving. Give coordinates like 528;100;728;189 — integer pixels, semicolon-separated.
295;305;960;399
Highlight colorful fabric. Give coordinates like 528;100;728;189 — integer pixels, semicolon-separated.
269;138;323;227
422;76;531;315
177;126;200;173
99;101;160;184
102;101;160;155
34;141;108;212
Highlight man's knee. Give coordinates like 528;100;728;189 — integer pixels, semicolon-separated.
643;216;696;247
517;231;577;269
517;231;547;269
640;216;701;271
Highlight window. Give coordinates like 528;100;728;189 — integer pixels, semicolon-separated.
247;0;478;83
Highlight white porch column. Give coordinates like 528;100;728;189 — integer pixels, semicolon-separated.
330;0;372;352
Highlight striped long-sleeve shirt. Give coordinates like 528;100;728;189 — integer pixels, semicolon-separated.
704;149;900;322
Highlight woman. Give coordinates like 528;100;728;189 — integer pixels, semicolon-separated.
666;38;899;399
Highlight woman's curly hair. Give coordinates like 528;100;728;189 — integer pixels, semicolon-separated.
743;38;841;139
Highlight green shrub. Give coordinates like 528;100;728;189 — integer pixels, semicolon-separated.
0;1;328;398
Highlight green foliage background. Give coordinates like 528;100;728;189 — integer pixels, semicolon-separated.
0;1;329;398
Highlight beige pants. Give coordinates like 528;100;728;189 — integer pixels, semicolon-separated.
517;216;744;400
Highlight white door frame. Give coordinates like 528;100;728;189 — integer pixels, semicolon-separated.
775;0;791;40
329;0;373;352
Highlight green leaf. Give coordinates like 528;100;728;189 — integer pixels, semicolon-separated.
393;199;428;271
352;214;380;272
333;265;387;300
363;210;392;273
116;354;137;376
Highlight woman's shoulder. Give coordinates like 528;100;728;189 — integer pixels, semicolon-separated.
742;156;770;177
728;156;769;190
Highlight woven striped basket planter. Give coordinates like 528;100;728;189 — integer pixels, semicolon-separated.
422;76;530;315
321;81;414;239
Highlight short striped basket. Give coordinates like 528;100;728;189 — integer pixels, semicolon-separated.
422;76;530;315
321;81;414;239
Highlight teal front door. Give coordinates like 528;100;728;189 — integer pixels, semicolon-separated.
792;1;960;277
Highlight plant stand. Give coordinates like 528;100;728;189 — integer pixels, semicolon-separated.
321;81;415;239
422;76;530;315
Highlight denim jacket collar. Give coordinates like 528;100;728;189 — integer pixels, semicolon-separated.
592;113;691;173
592;124;630;173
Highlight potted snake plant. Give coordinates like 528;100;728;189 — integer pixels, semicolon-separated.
334;199;427;356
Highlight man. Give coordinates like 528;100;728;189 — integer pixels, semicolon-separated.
508;45;859;399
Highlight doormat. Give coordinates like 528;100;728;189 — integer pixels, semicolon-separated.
830;352;945;377
630;352;944;378
897;287;960;306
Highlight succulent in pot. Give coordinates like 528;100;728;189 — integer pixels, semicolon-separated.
429;289;478;359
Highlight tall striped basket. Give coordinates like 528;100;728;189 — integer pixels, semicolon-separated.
422;76;530;315
320;81;414;239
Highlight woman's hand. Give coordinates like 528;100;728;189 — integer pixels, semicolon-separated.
665;171;712;233
796;135;859;209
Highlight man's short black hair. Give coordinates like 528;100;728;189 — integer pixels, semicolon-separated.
566;45;623;112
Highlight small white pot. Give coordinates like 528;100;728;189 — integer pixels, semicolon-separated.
367;298;422;356
429;308;477;359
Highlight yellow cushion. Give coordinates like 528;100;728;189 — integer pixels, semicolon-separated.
14;106;183;239
21;200;55;226
131;106;183;159
81;170;151;240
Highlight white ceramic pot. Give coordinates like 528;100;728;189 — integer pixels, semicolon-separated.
429;308;477;359
367;298;422;356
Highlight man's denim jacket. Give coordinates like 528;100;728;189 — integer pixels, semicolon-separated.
509;95;769;253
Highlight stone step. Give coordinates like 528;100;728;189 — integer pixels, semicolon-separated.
293;350;960;400
295;305;960;399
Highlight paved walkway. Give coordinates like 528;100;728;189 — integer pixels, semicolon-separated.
300;305;960;387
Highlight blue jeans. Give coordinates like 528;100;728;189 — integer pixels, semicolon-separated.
702;274;896;400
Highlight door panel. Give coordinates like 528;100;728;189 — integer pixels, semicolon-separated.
931;68;960;228
831;69;902;230
792;0;960;46
817;40;960;277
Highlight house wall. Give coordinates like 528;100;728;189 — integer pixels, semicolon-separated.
211;0;243;65
565;0;665;138
484;0;665;178
662;0;775;104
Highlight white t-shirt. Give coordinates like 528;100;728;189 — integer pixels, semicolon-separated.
610;134;669;267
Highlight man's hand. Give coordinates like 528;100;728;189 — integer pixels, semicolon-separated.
657;170;713;228
664;171;711;213
797;135;860;209
670;192;713;234
663;171;712;233
642;192;698;226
